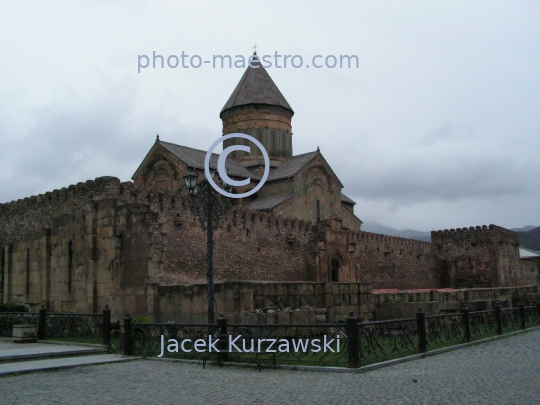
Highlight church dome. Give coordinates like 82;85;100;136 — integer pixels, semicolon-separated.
220;56;294;160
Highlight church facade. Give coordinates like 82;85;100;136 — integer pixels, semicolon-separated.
0;63;537;320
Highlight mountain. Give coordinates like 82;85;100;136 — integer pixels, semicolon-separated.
511;226;537;232
361;222;540;247
517;226;540;251
361;222;431;242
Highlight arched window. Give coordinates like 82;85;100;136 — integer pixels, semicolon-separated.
331;259;340;282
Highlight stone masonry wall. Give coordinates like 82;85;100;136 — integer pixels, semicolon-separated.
155;281;374;323
431;225;521;288
519;260;539;286
0;176;317;316
0;177;162;316
161;206;314;284
372;285;540;320
1;175;534;321
155;282;540;324
314;217;439;289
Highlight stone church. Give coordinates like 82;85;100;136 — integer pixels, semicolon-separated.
0;61;537;321
133;60;362;231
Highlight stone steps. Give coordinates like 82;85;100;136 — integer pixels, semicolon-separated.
0;345;107;364
0;354;134;376
0;340;135;376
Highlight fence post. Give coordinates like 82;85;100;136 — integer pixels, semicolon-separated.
123;314;133;355
537;301;540;326
461;304;471;343
519;302;526;330
38;305;47;340
416;308;427;353
494;301;503;335
102;305;111;346
346;311;359;368
217;313;228;362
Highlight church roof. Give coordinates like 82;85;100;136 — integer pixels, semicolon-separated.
267;151;319;181
245;194;292;211
158;141;258;180
220;63;294;114
341;193;356;205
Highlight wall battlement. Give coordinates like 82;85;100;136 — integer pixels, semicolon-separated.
431;224;523;288
0;176;125;215
351;230;433;249
431;224;519;246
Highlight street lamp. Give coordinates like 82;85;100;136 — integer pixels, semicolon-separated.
183;170;233;324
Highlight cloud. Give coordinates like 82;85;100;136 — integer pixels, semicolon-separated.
0;1;538;232
420;123;477;147
0;79;215;203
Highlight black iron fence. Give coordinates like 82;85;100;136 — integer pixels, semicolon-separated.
123;301;540;368
122;316;349;367
3;301;537;367
0;312;39;337
0;305;111;346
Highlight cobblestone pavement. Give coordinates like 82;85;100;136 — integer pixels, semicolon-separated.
1;330;539;405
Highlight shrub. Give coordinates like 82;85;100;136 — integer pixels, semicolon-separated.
132;316;150;324
0;303;29;312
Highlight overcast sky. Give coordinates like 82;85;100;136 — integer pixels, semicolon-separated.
0;1;538;232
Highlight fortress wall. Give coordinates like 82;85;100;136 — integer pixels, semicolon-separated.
431;225;522;288
372;285;540;320
1;177;534;320
316;218;439;289
160;203;315;284
0;177;127;242
353;230;438;289
0;179;319;315
519;260;539;286
0;177;158;316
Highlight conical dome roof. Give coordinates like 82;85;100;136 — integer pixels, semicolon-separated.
220;62;294;115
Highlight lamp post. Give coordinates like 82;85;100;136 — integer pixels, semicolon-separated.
183;170;233;324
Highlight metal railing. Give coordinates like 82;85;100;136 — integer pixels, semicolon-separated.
0;305;112;346
123;301;540;368
0;311;39;337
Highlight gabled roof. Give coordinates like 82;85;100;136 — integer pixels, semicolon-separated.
159;141;258;180
220;63;294;114
132;140;259;181
266;151;344;189
341;193;356;205
267;151;319;181
246;194;293;211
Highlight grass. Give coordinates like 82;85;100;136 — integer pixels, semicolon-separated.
49;336;104;345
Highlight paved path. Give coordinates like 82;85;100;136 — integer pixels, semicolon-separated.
1;330;539;404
